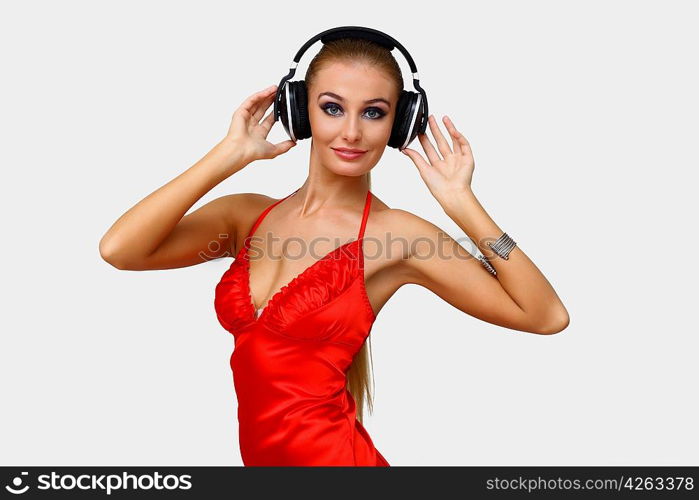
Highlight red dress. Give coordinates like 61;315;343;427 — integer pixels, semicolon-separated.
214;188;389;466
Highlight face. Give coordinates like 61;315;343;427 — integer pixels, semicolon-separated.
307;61;399;177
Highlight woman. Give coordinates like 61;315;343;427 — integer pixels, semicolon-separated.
99;38;569;466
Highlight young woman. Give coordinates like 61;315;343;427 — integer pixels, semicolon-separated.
99;37;569;466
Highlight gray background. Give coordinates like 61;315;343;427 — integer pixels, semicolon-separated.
1;0;697;466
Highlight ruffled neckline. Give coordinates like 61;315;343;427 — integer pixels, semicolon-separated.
240;238;364;327
214;236;375;335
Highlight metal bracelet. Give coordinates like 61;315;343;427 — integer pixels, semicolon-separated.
487;232;516;260
477;254;497;276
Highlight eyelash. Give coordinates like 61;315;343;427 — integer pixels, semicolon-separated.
321;102;386;120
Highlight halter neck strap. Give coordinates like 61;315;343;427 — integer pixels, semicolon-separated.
246;188;300;240
358;189;372;241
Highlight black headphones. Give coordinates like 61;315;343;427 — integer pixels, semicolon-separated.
273;26;429;150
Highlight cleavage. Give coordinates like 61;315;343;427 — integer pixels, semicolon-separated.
247;235;355;312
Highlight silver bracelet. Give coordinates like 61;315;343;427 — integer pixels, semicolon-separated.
487;232;516;260
477;254;497;276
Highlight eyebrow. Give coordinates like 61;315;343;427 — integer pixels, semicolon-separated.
317;91;391;108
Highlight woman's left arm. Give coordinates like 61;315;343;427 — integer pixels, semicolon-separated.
401;114;570;334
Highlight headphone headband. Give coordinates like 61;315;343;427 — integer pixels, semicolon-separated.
274;26;427;126
294;26;418;73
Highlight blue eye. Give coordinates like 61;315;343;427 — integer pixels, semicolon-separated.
323;103;342;116
321;103;386;120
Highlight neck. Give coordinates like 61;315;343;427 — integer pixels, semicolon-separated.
291;178;370;218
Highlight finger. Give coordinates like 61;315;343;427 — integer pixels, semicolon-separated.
273;140;297;157
418;131;442;165
441;115;460;154
252;92;276;122
443;115;472;157
258;110;276;134
250;88;277;121
401;147;428;173
240;85;277;116
428;115;452;158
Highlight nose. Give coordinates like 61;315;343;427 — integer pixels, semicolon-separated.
341;114;362;143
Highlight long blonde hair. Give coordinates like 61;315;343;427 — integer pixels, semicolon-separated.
304;37;403;424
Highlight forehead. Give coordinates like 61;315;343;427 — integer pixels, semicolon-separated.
310;61;397;101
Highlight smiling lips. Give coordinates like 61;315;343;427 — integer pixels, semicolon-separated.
332;147;367;160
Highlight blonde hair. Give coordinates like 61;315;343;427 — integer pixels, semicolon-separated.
304;37;403;424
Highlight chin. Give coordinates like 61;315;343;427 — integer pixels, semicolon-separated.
330;165;369;177
329;154;374;174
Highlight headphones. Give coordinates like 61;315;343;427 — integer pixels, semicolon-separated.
272;26;429;150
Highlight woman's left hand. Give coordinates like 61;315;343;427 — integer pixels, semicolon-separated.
401;114;475;203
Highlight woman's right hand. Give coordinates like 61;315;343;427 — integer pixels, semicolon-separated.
222;84;297;165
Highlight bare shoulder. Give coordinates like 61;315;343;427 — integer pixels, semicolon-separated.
219;191;277;216
366;201;466;287
364;198;447;282
217;191;283;255
368;201;442;250
379;206;435;237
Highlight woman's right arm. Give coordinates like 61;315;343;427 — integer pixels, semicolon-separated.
99;141;248;270
99;84;296;270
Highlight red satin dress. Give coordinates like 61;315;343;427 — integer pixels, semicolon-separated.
214;188;389;466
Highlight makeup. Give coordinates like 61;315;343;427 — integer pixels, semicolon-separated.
332;148;367;160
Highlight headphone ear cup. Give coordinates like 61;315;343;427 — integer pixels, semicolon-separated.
290;80;311;140
278;81;292;139
388;90;419;149
410;91;427;144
